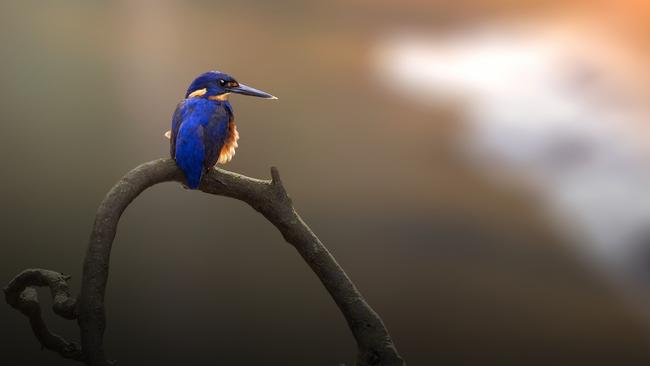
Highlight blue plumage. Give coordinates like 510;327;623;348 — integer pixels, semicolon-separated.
171;98;232;188
169;71;276;189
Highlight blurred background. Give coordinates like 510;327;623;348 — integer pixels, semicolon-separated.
2;0;650;365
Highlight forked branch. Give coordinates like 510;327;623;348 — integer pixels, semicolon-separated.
6;159;405;366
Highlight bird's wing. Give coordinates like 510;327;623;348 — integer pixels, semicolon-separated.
169;101;186;159
202;105;235;169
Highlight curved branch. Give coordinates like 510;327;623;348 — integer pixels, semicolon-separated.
4;269;83;361
8;159;404;365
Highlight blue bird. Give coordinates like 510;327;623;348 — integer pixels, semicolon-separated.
166;71;276;189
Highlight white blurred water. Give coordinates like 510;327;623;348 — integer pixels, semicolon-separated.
375;20;650;310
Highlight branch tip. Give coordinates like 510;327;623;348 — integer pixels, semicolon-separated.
270;166;281;184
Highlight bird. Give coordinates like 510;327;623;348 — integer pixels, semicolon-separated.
165;71;276;189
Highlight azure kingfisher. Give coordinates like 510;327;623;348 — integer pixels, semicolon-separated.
166;71;276;189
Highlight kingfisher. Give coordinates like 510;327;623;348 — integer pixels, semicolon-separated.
165;71;276;189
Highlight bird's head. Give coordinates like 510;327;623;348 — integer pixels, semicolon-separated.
185;71;277;101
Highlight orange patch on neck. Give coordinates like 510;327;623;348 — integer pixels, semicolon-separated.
208;93;230;101
187;88;207;98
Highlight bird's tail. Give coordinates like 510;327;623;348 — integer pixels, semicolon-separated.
179;166;202;189
186;174;201;189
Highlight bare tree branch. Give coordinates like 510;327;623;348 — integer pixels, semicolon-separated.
8;159;405;366
4;269;83;361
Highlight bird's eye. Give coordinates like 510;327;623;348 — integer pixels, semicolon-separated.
219;79;226;86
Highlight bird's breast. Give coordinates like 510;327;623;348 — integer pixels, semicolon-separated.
217;121;239;164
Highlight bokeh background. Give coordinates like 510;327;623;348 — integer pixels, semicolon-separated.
2;0;650;365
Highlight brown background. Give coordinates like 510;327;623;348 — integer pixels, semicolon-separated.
2;1;650;365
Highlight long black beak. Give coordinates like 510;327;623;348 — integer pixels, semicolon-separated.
228;83;277;99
